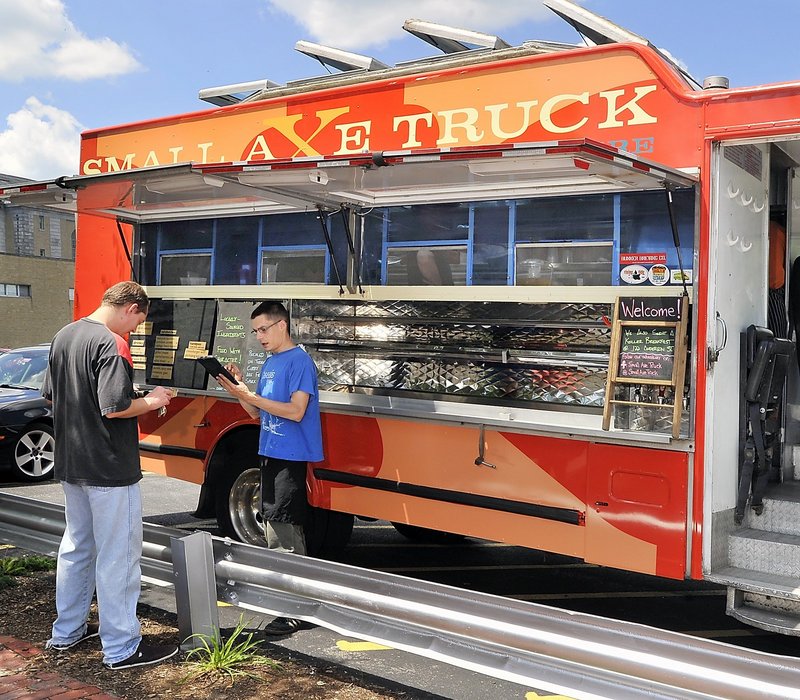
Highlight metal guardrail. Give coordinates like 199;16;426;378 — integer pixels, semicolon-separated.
2;491;800;700
0;492;178;585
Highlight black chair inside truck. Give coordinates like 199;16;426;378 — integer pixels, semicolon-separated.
735;325;794;524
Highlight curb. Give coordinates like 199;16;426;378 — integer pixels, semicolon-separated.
0;635;120;700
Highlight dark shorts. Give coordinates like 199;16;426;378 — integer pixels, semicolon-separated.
259;456;308;525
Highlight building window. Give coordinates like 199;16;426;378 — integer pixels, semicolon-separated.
0;284;31;297
38;215;45;230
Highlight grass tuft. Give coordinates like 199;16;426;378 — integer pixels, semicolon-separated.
0;555;57;591
182;616;279;682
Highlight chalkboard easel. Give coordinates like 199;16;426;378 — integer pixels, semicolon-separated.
602;295;689;438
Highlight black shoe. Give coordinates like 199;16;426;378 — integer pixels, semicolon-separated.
261;617;312;636
49;622;100;651
104;641;179;670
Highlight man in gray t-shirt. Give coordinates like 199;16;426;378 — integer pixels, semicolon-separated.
42;281;178;670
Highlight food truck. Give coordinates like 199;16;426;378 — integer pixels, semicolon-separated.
4;1;800;634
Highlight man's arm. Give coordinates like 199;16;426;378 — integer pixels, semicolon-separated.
217;373;310;422
105;385;173;419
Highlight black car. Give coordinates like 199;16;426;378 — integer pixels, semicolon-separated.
0;346;54;482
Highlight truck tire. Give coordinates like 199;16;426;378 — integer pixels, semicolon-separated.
215;462;353;558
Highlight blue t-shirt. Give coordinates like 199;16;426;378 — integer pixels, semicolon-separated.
257;346;323;462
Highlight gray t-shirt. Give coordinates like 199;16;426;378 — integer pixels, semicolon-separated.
42;318;141;486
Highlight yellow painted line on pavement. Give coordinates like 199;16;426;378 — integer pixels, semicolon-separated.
337;640;392;652
525;691;578;699
217;601;232;607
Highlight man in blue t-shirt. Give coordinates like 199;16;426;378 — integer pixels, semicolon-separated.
219;300;323;636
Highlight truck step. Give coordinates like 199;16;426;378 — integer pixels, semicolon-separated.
709;566;800;600
728;528;800;577
709;567;800;635
744;481;800;536
727;595;800;636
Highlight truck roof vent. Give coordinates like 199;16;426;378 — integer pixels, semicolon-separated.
402;18;511;54
295;41;389;72
703;75;730;90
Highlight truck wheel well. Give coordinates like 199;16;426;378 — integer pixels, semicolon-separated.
193;426;259;519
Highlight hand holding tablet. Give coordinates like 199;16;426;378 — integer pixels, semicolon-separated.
196;355;240;384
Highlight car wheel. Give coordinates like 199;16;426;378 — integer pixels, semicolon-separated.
11;422;55;482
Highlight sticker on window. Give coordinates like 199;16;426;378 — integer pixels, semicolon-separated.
620;264;648;284
671;269;693;285
648;264;670;286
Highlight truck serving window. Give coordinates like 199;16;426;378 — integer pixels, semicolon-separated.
135;187;693;288
138;210;347;286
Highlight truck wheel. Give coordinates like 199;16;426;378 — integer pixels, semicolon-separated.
215;463;354;557
391;522;466;543
215;466;265;545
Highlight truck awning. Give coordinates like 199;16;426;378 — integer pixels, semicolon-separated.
0;140;696;222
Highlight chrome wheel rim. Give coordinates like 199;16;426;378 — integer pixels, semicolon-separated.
228;468;266;545
15;428;55;479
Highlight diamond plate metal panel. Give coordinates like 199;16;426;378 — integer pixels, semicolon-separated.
292;298;665;410
729;530;800;578
351;300;611;323
744;493;800;537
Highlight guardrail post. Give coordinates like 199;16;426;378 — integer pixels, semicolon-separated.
171;531;219;650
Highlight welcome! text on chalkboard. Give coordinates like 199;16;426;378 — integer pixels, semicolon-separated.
617;296;683;322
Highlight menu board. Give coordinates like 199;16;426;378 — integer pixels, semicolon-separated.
618;327;675;381
130;299;215;389
207;301;268;391
602;295;688;438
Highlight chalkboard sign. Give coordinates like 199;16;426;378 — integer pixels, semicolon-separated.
129;299;215;390
618;326;675;381
602;295;689;438
208;301;264;392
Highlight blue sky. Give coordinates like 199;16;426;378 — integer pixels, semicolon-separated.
1;0;798;180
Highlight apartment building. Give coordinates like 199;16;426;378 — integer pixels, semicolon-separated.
0;174;76;348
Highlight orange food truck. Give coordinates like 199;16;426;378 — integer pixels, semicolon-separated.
4;1;800;634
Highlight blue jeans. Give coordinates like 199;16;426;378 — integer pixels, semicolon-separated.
47;482;143;664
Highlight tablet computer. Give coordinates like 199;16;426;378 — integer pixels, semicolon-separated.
196;355;239;384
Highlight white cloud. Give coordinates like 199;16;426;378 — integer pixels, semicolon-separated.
268;0;553;50
0;0;140;81
0;98;82;179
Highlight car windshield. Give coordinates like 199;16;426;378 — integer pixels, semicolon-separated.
0;350;48;390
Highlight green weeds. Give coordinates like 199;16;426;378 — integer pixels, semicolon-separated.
182;616;279;682
0;555;56;590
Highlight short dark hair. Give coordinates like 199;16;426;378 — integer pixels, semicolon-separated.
102;281;149;313
251;301;289;325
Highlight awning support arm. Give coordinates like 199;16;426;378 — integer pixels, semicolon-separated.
115;219;137;283
664;185;688;298
339;206;364;294
317;207;345;295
